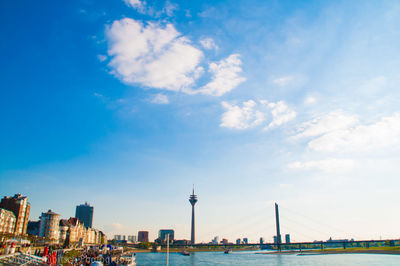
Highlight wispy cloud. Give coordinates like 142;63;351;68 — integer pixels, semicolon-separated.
123;0;146;13
200;37;218;50
220;100;296;130
273;76;293;87
150;93;169;104
97;54;107;62
308;113;400;152
264;101;296;130
294;110;400;153
294;110;358;139
288;158;355;172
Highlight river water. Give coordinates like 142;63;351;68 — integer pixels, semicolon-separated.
133;251;399;265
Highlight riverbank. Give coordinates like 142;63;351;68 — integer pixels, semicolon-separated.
257;247;400;256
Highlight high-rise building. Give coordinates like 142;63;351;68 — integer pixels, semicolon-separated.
260;237;265;244
114;235;122;241
236;238;241;245
127;235;137;243
189;186;198;245
39;210;61;242
212;236;219;244
0;194;31;235
75;202;94;228
27;221;40;236
273;236;277;244
138;231;149;242
0;208;16;234
243;238;248;244
285;234;290;244
159;229;174;243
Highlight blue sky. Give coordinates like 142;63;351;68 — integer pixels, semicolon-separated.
1;0;400;243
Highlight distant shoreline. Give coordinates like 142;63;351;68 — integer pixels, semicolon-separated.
257;248;400;256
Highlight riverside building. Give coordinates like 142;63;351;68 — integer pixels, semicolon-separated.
138;231;149;242
0;208;16;234
0;194;31;235
75;202;94;228
39;210;61;243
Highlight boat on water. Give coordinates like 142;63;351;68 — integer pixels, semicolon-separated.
180;250;190;256
224;249;232;254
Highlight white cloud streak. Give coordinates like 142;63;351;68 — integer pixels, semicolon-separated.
150;93;169;104
295;111;400;153
288;158;355;172
265;101;297;130
200;37;218;50
124;0;146;13
309;113;400;152
295;110;358;138
220;100;296;130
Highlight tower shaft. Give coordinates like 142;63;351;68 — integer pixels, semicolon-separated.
191;204;195;245
275;203;281;252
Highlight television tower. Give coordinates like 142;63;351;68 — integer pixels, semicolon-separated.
189;186;198;245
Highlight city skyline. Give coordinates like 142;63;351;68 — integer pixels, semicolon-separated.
2;0;400;243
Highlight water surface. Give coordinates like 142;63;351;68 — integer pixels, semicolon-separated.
134;251;400;265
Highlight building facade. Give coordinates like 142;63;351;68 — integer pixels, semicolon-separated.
127;235;137;243
285;234;290;243
138;231;149;242
39;210;61;243
0;208;16;234
59;217;105;246
27;220;40;236
158;229;174;243
0;194;31;235
75;202;94;228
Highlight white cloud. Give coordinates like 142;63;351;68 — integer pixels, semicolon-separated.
220;100;295;130
305;96;316;104
273;76;293;86
288;158;355;172
200;37;218;50
220;100;265;130
106;18;244;97
295;110;358;138
150;93;169;104
97;54;107;62
106;18;203;92
264;101;296;130
193;54;245;96
124;0;146;12
308;113;400;152
163;1;178;16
